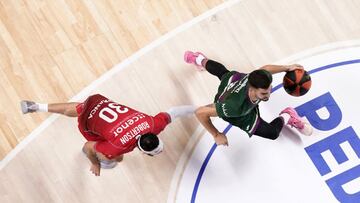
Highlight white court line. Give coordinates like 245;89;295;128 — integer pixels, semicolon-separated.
167;125;205;203
0;115;60;170
1;0;360;186
0;0;243;170
275;40;360;64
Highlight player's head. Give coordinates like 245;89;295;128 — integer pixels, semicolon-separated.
137;133;164;156
248;69;273;101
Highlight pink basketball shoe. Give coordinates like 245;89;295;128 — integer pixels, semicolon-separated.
280;107;313;136
184;51;206;71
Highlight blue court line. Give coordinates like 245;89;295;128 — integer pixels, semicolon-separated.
190;124;233;203
272;59;360;92
190;59;360;203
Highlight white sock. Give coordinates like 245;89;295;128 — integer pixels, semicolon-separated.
166;105;197;122
37;103;48;112
279;113;291;125
195;55;205;66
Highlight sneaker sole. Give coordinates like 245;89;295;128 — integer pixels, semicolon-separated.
184;51;206;71
20;101;29;114
184;51;195;64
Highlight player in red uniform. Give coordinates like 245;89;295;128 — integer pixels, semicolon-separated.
21;94;195;176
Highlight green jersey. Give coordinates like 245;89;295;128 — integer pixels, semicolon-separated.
214;71;260;136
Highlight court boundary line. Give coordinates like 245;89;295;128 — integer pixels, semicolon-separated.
168;41;360;203
2;0;360;199
190;58;360;203
0;0;243;171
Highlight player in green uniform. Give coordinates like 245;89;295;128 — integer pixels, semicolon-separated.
184;51;313;146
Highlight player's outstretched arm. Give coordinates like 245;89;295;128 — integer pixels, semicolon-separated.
260;64;304;74
83;142;101;176
195;104;228;146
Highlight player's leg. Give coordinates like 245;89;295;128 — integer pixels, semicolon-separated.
184;51;230;80
114;155;124;162
205;60;231;80
166;105;197;121
48;103;79;117
21;100;79;117
253;117;284;140
254;107;313;139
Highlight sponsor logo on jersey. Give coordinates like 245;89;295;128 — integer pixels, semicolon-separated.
233;77;248;93
119;121;150;145
88;99;111;119
112;113;147;137
221;103;229;117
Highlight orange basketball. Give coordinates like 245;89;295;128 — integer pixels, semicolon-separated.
283;69;312;96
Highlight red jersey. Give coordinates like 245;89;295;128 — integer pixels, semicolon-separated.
76;94;170;159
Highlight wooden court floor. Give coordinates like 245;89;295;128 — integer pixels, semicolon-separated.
1;0;360;202
0;0;225;160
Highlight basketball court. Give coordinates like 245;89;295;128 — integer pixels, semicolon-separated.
0;0;359;202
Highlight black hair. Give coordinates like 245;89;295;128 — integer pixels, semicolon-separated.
138;133;159;152
248;69;272;89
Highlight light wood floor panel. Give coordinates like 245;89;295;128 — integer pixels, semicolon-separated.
0;0;225;159
1;0;360;202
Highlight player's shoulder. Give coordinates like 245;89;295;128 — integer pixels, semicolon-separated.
222;71;247;82
84;94;111;106
153;112;171;123
87;94;108;101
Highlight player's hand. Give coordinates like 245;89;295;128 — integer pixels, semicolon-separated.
214;132;228;146
286;64;304;72
90;163;101;176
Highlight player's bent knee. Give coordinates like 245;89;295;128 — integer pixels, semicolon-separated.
266;132;280;140
114;155;123;162
270;134;280;140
